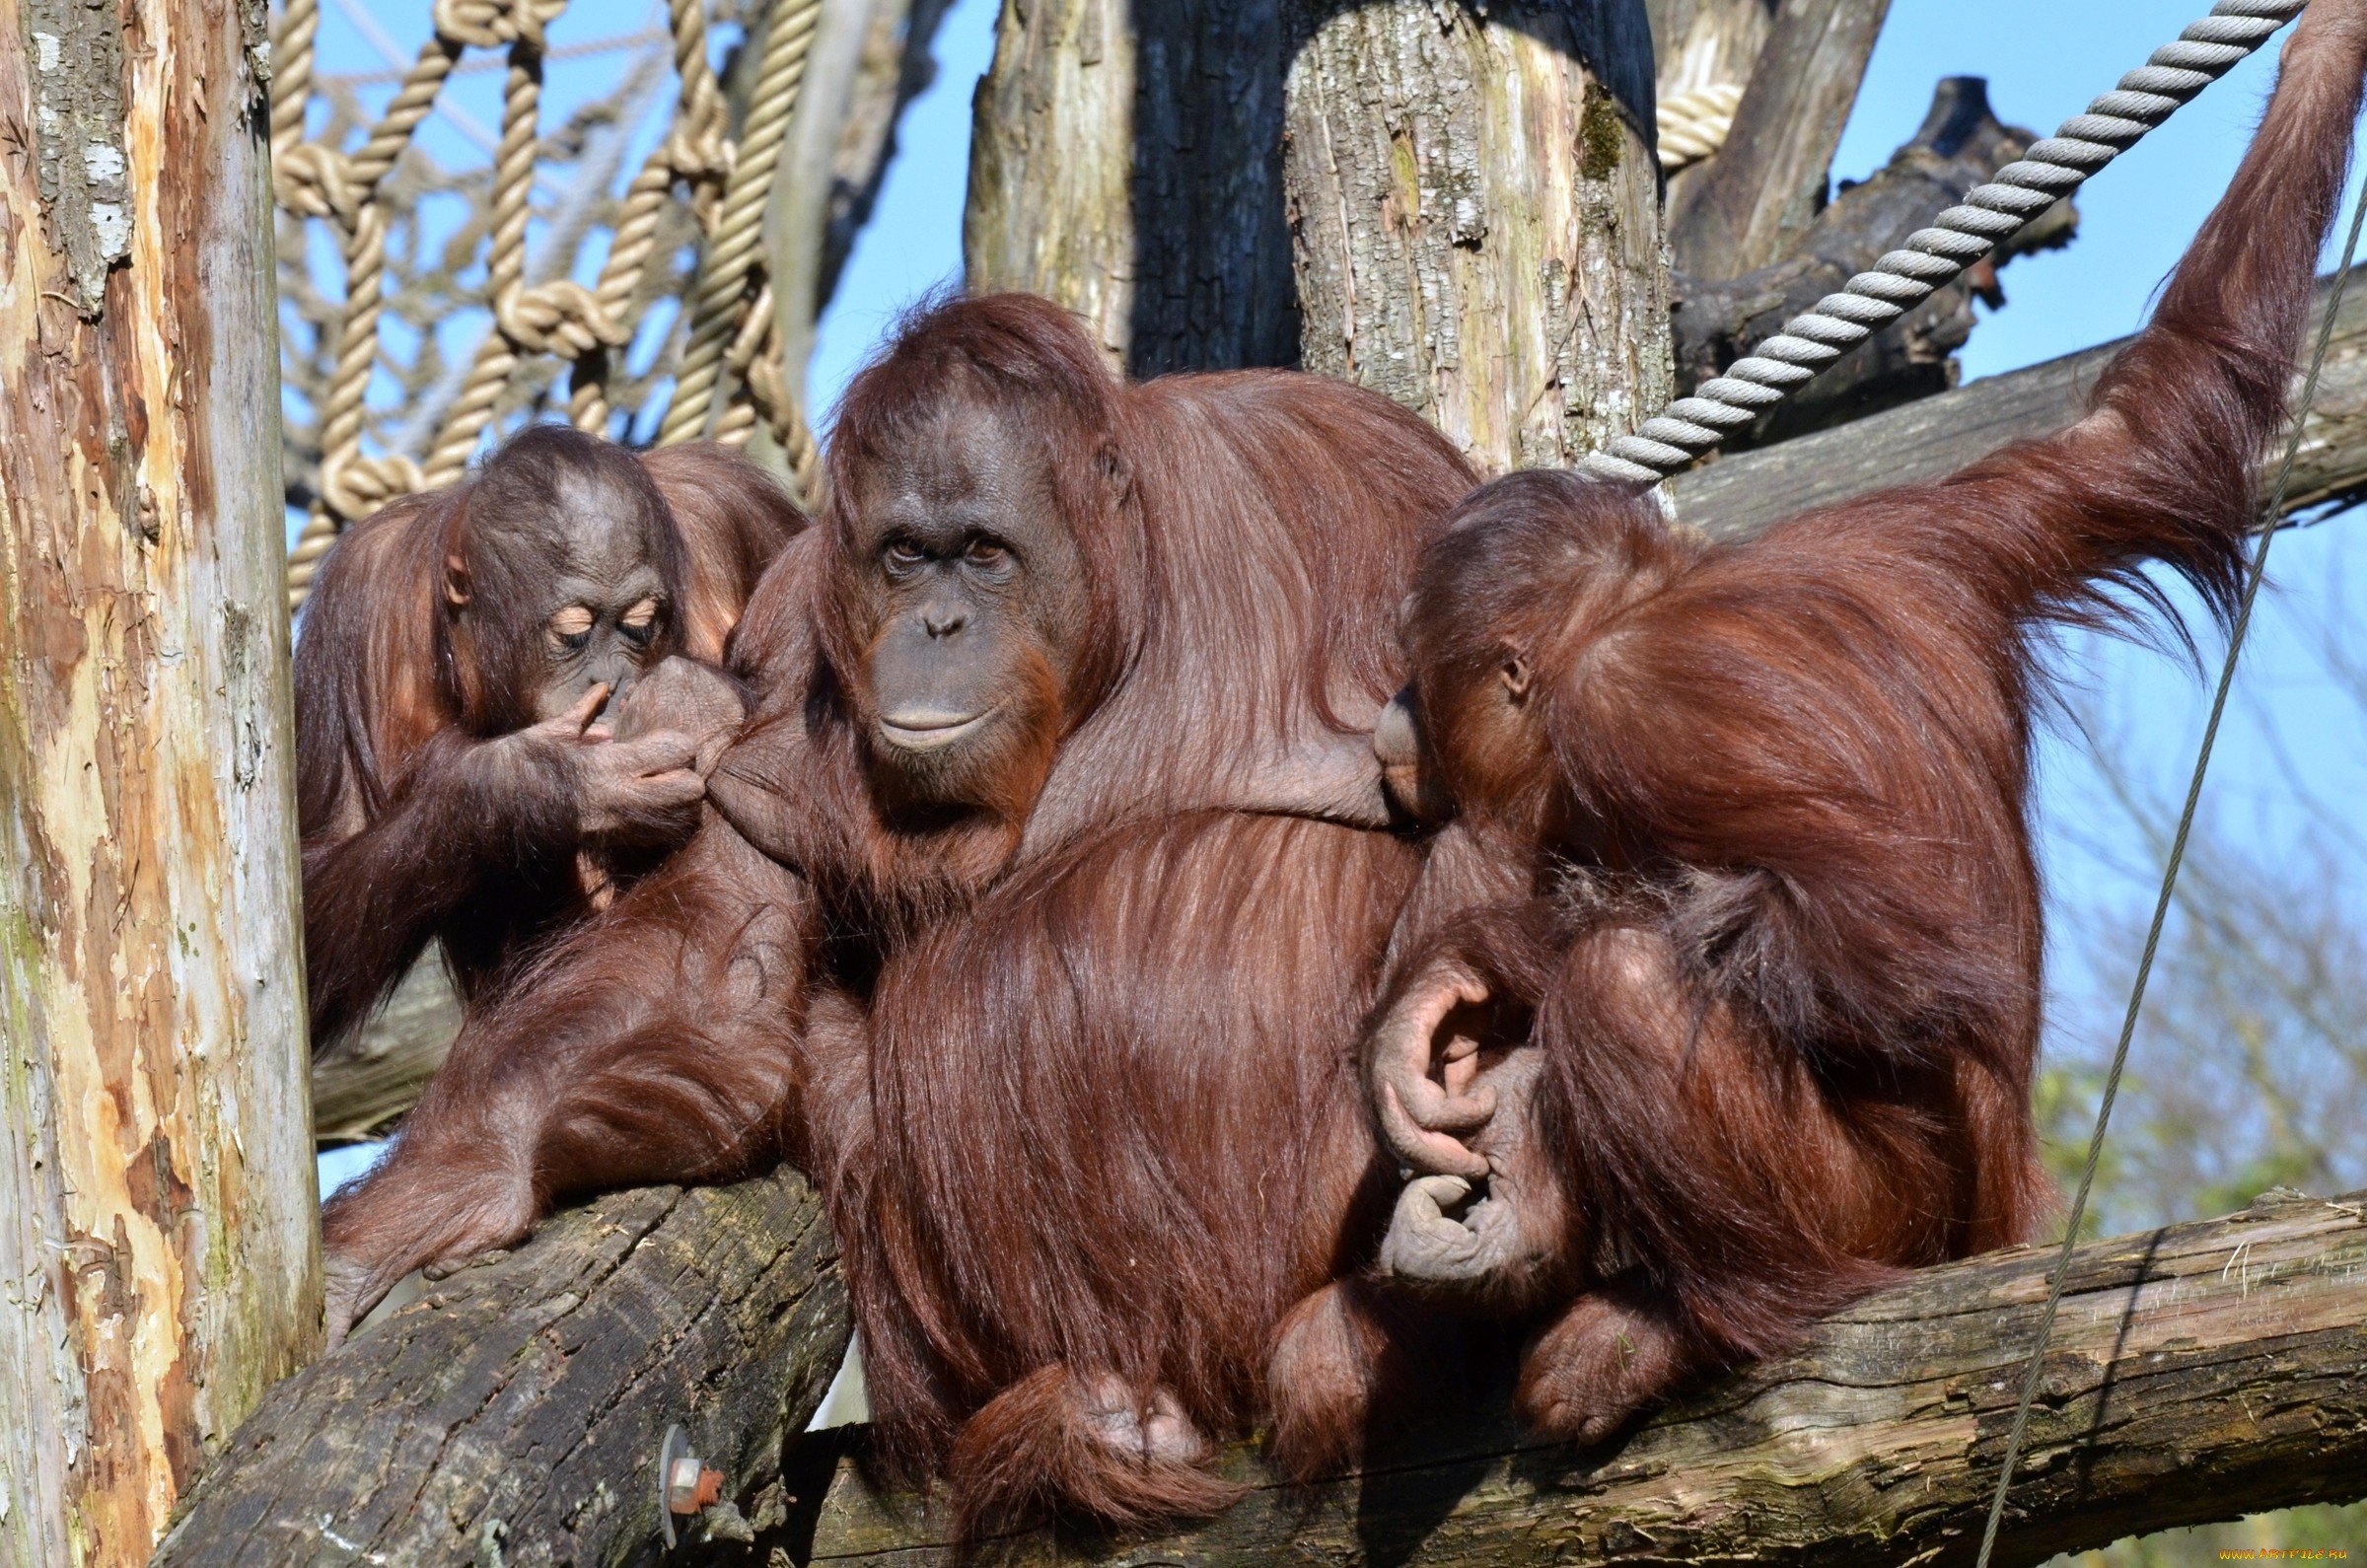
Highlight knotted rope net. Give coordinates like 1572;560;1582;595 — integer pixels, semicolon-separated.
273;0;826;610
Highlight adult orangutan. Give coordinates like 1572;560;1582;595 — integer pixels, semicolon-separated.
1269;0;2367;1471
294;427;800;1053
315;296;1477;1532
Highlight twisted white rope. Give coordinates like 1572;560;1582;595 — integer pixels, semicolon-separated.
1582;0;2309;488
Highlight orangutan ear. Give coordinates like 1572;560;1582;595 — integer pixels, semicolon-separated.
1498;652;1533;704
443;552;471;609
1096;443;1132;509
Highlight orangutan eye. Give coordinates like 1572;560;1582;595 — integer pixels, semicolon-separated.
618;597;660;645
965;538;1010;571
550;605;595;651
884;539;928;573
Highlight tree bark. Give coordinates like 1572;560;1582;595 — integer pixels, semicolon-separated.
1281;0;1671;473
965;0;1298;376
155;1169;848;1567
0;1;316;1563
1673;76;2078;445
783;1189;2367;1566
1665;0;1892;284
1648;0;1778;248
1668;262;2367;537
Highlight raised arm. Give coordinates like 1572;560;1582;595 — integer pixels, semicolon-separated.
1820;0;2367;637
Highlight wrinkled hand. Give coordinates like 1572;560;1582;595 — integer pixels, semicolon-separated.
519;684;704;844
604;656;748;777
1366;961;1497;1181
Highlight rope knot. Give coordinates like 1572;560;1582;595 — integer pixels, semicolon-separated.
432;0;560;51
495;280;630;358
274;142;360;220
662;121;732;184
321;451;425;523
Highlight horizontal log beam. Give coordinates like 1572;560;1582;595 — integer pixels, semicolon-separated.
309;952;459;1143
1669;264;2367;536
156;1169;848;1565
786;1188;2367;1567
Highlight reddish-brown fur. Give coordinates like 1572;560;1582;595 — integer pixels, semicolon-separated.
317;13;2366;1521
1276;12;2367;1466
294;430;800;1051
318;297;1477;1532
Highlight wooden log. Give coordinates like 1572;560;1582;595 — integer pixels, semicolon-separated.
1647;0;1778;237
155;1168;849;1566
770;0;957;395
0;0;315;1561
1281;0;1671;471
1666;0;1894;283
309;951;462;1143
1668;262;2367;536
965;0;1299;375
1673;76;2078;445
785;1189;2367;1566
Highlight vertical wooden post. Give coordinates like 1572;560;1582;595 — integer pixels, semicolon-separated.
965;0;1299;376
0;0;317;1560
1281;0;1674;472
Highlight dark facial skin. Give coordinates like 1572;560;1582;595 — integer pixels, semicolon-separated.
844;395;1092;804
520;467;670;721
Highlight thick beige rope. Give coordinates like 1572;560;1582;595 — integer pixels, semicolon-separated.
1657;81;1744;174
655;0;823;457
279;0;820;609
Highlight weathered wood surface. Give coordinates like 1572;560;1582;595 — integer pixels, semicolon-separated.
1675;76;2077;444
1666;0;1893;284
1282;0;1671;471
1647;0;1775;101
310;951;461;1142
784;1190;2367;1566
0;0;317;1561
1669;262;2367;536
156;1169;849;1567
770;0;956;393
1647;0;1778;234
965;0;1297;375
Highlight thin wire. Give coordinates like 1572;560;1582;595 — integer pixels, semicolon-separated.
1971;163;2367;1568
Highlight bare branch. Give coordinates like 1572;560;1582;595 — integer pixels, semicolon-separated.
1667;0;1893;282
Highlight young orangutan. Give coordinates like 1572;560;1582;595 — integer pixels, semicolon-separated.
1271;0;2367;1469
294;427;800;1052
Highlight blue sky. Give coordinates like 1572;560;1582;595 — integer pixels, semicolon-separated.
314;1;2367;1194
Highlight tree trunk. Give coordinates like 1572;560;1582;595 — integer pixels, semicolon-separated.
0;0;316;1562
769;0;958;402
1281;0;1672;472
784;1189;2367;1566
156;1170;848;1567
1668;262;2367;536
1664;0;1891;284
1647;0;1777;231
965;0;1298;375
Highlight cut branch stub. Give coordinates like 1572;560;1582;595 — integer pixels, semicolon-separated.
783;1190;2367;1567
1673;76;2077;446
